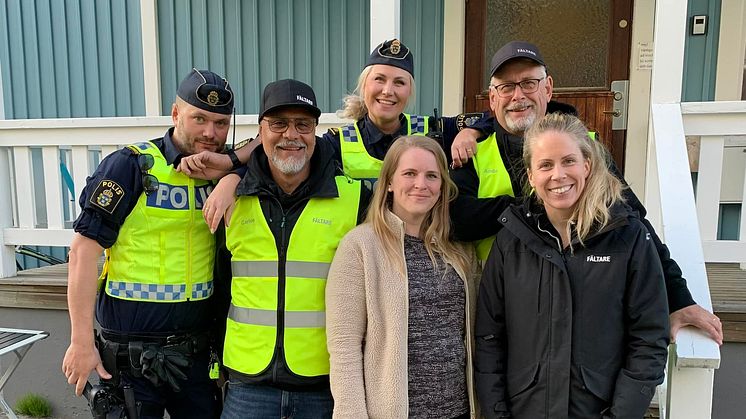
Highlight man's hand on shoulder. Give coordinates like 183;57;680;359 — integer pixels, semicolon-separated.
450;128;480;169
177;150;232;180
670;304;723;346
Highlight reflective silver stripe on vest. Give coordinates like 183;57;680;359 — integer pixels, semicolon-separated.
232;261;330;279
228;304;326;328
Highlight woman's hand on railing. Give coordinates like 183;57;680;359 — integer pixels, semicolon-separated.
670;304;723;346
203;174;241;233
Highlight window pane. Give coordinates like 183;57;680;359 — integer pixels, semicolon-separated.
484;0;610;89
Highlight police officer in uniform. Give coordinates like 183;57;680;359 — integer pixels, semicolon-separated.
62;69;234;418
218;79;369;418
450;41;724;344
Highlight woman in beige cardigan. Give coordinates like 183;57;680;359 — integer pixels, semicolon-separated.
326;135;479;418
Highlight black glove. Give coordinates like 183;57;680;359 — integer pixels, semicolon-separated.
140;345;192;392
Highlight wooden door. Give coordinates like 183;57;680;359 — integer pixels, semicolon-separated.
464;0;633;172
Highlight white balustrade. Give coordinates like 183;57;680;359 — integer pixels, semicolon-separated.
0;114;347;278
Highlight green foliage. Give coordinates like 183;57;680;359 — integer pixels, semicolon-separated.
14;393;52;417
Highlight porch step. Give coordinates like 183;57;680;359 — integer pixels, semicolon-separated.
706;263;746;343
0;263;73;310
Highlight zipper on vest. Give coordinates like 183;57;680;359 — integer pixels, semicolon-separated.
274;211;288;383
185;177;194;300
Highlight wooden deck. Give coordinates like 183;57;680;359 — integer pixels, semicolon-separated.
2;263;746;342
707;263;746;343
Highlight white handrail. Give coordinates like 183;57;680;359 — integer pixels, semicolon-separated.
650;103;721;419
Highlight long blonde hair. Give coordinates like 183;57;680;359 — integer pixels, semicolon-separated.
366;136;471;278
336;66;416;121
523;113;624;245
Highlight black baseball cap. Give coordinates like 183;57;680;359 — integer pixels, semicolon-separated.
366;39;414;76
489;41;546;77
176;68;234;115
259;79;321;121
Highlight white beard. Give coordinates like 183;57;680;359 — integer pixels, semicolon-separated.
505;111;537;134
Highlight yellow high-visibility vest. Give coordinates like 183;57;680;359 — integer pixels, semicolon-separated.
104;141;215;302
338;113;428;180
223;176;361;377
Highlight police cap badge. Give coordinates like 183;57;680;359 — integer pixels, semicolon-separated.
176;68;234;115
366;39;414;76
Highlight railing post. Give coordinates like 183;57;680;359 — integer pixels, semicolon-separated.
0;148;17;278
666;360;716;419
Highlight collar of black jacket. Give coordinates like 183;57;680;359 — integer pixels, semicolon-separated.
501;200;634;252
235;137;341;200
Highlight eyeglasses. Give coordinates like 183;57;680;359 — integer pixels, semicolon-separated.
263;117;316;135
490;77;545;98
137;154;159;195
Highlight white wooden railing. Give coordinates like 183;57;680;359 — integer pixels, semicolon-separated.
0;114;346;278
683;101;746;266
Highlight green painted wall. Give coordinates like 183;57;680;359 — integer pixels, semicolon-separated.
156;0;370;115
682;0;721;102
401;0;444;114
0;0;145;118
1;0;446;118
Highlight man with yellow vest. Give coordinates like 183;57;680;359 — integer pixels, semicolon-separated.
448;41;723;378
218;79;369;418
62;69;233;418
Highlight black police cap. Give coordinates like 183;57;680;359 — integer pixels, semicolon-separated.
176;68;234;115
366;39;414;76
489;41;546;77
259;79;321;121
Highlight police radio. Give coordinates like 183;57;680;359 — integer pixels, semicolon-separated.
428;108;445;149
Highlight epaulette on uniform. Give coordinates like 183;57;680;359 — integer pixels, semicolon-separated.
455;112;485;131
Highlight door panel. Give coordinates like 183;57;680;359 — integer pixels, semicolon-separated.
464;0;633;172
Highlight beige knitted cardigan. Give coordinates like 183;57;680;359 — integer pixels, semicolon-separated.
326;211;479;418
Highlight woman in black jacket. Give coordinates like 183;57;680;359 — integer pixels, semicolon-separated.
475;113;670;419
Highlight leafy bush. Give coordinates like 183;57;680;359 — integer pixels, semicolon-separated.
14;393;52;417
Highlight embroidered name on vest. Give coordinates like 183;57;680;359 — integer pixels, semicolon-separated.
586;255;611;263
313;217;332;225
483;168;501;174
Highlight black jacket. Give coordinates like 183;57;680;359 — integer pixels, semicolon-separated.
450;101;696;312
475;202;670;419
214;138;371;391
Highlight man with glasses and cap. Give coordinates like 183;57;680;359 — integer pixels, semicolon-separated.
62;68;233;418
216;79;369;419
448;41;723;378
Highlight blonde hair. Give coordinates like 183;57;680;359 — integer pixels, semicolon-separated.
336;66;416;121
366;136;471;278
523;113;624;246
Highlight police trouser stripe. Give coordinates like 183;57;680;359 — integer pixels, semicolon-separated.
231;261;330;279
228;304;325;328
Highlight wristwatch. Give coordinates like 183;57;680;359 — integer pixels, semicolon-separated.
227;148;242;170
